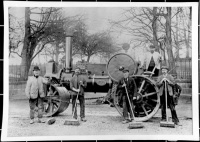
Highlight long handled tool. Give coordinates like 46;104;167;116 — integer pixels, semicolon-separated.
72;88;80;118
64;85;80;126
143;65;156;77
138;65;157;95
160;80;175;128
124;81;144;129
150;65;156;77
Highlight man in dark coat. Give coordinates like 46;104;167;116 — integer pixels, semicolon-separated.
70;67;87;122
117;68;137;124
156;66;180;125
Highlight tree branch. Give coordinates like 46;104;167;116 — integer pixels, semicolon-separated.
31;41;52;60
171;8;182;19
10;50;22;58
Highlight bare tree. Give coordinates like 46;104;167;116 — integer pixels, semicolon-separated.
152;7;159;51
78;32;117;62
9;7;79;79
165;7;175;72
9;11;24;57
70;21;118;62
110;7;160;50
110;7;191;73
20;7;65;79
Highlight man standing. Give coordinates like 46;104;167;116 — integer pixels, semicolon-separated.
117;68;137;124
143;45;162;76
156;66;180;125
70;67;87;122
25;66;49;124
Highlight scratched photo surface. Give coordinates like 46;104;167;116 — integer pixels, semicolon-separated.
3;2;198;141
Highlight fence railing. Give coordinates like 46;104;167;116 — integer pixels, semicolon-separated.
9;64;46;82
174;58;192;80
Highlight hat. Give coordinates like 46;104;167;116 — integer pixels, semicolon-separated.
122;68;129;73
74;66;80;72
33;66;40;71
149;45;155;48
119;66;124;71
161;66;169;70
119;66;129;73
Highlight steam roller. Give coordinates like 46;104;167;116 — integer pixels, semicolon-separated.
42;35;160;122
43;81;71;117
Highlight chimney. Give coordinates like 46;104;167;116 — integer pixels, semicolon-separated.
65;36;73;71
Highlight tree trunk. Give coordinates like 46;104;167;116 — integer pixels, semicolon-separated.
187;7;192;58
184;27;190;58
152;7;159;51
87;55;91;62
165;7;176;75
55;43;59;63
182;8;190;59
20;54;32;80
175;8;180;59
20;7;37;80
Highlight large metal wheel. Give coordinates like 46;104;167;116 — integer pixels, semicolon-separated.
43;84;70;117
107;53;137;82
113;75;160;122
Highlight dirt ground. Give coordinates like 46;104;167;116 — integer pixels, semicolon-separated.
7;93;193;138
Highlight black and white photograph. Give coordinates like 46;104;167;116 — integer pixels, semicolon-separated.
2;1;199;141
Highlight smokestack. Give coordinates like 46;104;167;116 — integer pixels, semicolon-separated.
65;36;72;71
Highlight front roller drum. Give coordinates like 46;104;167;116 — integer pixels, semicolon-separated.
113;75;160;122
43;84;71;117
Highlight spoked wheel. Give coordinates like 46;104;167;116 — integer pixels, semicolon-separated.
113;75;160;122
43;84;70;117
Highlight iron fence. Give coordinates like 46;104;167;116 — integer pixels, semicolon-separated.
9;64;46;82
174;58;192;80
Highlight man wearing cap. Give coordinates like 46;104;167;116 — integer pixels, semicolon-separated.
156;65;180;125
117;67;137;124
70;67;87;122
143;45;162;76
25;66;50;124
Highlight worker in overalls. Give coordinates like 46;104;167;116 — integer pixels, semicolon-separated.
117;68;137;124
70;67;87;122
156;66;180;125
143;45;162;76
25;66;50;124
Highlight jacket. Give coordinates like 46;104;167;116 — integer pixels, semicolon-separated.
144;51;162;69
25;76;48;99
70;74;87;96
117;77;137;97
173;83;182;105
156;74;175;96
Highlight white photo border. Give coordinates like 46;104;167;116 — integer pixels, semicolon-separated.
2;1;199;141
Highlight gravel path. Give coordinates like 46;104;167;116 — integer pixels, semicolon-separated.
7;94;193;137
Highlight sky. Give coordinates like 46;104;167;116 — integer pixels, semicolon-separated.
8;7;190;65
8;7;136;65
9;7;132;42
